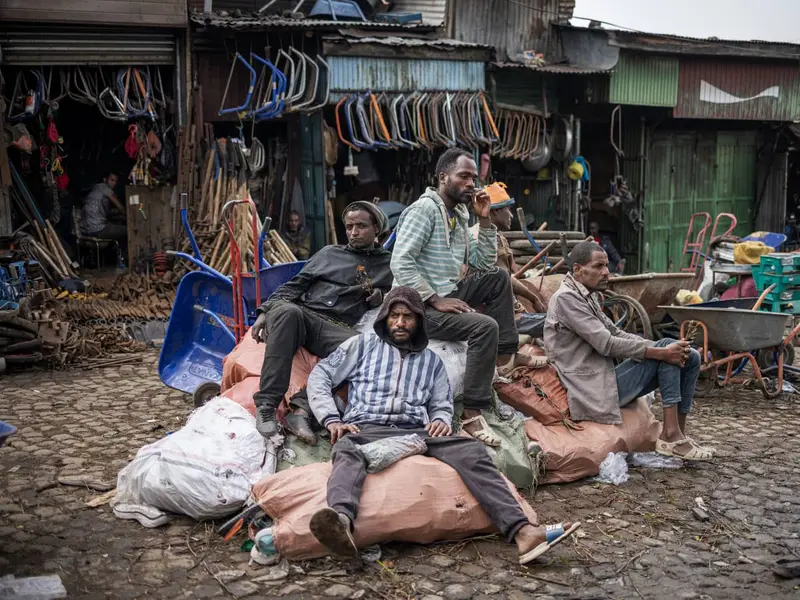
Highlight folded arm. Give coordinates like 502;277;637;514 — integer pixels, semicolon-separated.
307;336;362;427
468;222;498;270
558;293;654;360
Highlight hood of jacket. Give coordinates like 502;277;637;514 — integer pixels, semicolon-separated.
420;188;470;248
373;286;429;352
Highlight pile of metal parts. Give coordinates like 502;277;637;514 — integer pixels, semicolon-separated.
334;91;499;151
0;302;48;372
6;66;169;124
219;48;330;120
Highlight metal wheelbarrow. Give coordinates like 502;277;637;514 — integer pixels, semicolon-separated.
660;285;800;399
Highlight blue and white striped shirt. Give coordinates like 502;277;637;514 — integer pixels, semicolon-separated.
307;332;453;429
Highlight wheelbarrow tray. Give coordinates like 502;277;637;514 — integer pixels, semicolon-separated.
159;271;238;395
239;261;306;321
608;273;695;323
660;304;789;352
159;263;306;395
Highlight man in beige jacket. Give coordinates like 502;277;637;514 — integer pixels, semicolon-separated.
544;241;713;461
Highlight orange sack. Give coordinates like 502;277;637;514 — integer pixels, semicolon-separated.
252;456;538;560
525;398;661;484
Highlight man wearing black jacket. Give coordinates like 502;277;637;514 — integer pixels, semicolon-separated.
250;202;392;439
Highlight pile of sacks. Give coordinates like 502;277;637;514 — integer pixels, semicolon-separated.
112;304;662;559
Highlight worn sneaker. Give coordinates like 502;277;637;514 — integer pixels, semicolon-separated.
255;405;279;438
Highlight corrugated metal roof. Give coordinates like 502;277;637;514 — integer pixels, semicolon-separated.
491;62;610;75
609;52;679;107
674;59;800;121
389;0;447;26
190;12;434;31
330;35;490;50
327;55;485;92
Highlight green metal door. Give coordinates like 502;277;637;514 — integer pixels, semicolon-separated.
644;131;757;272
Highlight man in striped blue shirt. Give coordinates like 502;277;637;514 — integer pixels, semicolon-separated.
305;286;580;564
391;149;519;447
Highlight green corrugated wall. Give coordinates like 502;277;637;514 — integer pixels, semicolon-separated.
644;131;757;272
609;53;679;107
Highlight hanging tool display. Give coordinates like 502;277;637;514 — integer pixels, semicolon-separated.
332;91;498;151
218;48;330;119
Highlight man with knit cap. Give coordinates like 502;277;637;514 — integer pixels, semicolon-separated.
306;286;581;564
250;202;392;440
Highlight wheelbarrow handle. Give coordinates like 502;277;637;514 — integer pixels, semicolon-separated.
383;230;396;250
193;305;236;344
180;193;202;261
166;251;229;283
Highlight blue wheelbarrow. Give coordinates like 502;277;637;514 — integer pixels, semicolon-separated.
158;194;305;404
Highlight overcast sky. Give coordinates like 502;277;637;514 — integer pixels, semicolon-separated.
572;0;800;43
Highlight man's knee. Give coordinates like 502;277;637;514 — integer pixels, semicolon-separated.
470;313;499;340
687;348;701;368
655;337;675;349
268;301;304;326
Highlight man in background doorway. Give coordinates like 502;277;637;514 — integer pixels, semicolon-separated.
589;222;624;274
281;210;311;260
81;172;126;241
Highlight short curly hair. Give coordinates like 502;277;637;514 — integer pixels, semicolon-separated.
435;148;472;177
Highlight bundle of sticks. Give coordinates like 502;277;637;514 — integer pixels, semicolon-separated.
174;134;296;277
0;312;46;369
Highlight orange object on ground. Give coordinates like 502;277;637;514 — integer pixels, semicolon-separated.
251;456;538;560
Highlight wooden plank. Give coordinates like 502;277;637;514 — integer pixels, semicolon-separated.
0;0;186;26
126;186;174;266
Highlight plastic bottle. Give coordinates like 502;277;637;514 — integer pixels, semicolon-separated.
249;527;280;566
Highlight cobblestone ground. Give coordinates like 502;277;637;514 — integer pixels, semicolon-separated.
1;351;799;599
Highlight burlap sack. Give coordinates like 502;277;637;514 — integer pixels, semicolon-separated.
252;456;539;560
524;398;662;484
515;274;565;312
495;365;571;426
221;335;323;418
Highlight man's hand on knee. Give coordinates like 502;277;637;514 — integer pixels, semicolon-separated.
426;420;452;437
251;313;268;343
427;295;474;314
646;340;692;367
328;422;360;444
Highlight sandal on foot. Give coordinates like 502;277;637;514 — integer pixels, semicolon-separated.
309;508;358;559
497;353;549;378
519;522;582;565
656;438;713;462
461;415;502;447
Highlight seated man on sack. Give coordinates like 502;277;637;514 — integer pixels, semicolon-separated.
306;286;581;563
544;241;713;461
391;148;522;447
249;202;392;441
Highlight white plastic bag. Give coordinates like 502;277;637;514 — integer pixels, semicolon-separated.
593;452;629;485
356;308;468;396
114;397;277;521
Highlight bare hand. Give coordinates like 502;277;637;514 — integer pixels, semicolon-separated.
426;420;452;437
428;296;475;314
472;188;491;219
366;289;383;308
663;340;691;366
328;422;359;444
250;313;267;343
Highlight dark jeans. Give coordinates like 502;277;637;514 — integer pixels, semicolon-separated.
87;223;127;240
425;268;518;409
253;301;355;410
327;424;529;543
616;338;701;415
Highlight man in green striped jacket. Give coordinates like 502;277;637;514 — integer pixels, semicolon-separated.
390;149;519;447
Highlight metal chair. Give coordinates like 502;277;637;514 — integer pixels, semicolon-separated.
72;207;118;269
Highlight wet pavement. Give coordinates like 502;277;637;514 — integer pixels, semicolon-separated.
0;351;798;599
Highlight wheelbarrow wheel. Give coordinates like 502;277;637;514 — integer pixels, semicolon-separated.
694;370;715;398
755;345;796;372
193;382;221;408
